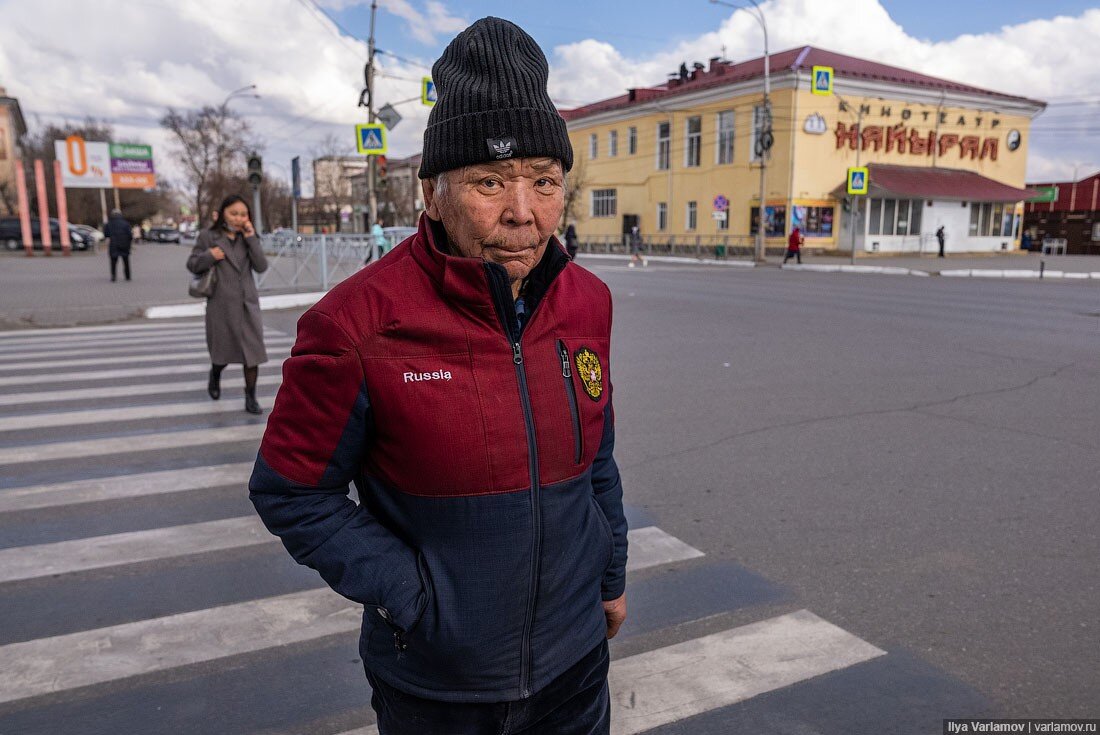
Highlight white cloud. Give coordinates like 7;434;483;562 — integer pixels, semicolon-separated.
318;0;468;45
548;0;1100;181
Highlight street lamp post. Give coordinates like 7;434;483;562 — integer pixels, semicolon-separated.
1069;162;1096;212
709;0;770;263
220;84;259;113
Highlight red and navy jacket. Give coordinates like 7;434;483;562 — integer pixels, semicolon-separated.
250;215;628;703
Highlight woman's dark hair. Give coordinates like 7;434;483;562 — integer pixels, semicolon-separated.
209;194;252;231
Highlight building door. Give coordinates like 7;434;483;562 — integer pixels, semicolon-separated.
622;214;639;252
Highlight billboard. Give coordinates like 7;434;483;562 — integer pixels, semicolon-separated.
54;136;156;189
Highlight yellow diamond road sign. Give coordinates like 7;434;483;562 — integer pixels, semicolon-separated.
812;65;834;96
355;123;387;155
422;77;437;106
847;166;869;195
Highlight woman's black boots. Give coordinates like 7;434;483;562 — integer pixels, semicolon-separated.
243;365;262;415
208;364;224;400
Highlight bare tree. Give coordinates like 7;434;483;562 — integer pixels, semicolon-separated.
561;155;587;231
310;133;360;232
160;105;253;225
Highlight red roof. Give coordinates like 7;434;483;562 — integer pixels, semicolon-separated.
560;46;1044;122
833;164;1033;202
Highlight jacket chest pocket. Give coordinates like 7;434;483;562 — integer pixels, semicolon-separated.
555;338;610;469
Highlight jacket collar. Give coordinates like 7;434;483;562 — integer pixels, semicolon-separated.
409;212;569;308
211;228;243;272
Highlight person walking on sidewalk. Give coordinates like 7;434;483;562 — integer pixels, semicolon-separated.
936;225;946;258
103;209;133;282
783;226;804;264
250;17;628;735
629;225;647;267
187;194;269;415
564;222;579;260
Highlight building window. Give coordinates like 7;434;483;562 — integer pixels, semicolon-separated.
867;198;923;236
716;110;735;164
657;202;668;231
589;133;597;159
791;206;835;237
686;201;697;231
685;116;701;167
609;130;618;157
751;105;769;162
989;203;1004;236
590;189;616;218
628;126;637;155
969;204;980;235
656;121;670;170
750;205;786;236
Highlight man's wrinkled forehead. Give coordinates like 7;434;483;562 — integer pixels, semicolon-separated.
458;157;563;179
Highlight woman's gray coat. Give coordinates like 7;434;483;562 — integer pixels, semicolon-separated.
187;228;269;366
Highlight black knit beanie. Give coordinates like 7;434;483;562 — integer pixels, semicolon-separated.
419;17;573;179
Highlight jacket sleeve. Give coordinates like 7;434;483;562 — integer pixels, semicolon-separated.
244;234;269;273
249;309;428;632
592;398;628;601
187;231;217;274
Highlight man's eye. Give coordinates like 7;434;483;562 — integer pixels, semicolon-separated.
480;179;500;189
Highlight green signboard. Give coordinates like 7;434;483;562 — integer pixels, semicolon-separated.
1028;186;1058;203
109;143;153;159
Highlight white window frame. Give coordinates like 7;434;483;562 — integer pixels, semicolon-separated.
684;116;701;168
657;202;668;231
716;110;735;164
656;121;670;170
589;133;598;159
590;189;617;218
609;130;618;157
686;201;697;231
628;126;637;155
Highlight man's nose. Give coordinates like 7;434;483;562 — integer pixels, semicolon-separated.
502;184;535;226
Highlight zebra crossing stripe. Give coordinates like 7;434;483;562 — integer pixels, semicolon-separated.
330;611;886;735
0;340;287;364
0;344;292;372
0;423;267;466
0;373;282;407
0;357;287;388
0;462;255;513
0;329;285;353
0;320;211;338
0;520;700;583
0;398;277;432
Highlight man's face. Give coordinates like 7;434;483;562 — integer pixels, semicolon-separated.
423;158;565;287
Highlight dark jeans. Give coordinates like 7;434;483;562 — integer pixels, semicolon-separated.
110;253;131;281
366;640;610;735
783;248;801;264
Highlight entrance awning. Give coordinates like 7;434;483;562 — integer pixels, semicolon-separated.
831;164;1032;202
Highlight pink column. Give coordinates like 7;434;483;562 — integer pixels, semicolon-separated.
14;159;33;256
53;160;71;254
34;159;52;255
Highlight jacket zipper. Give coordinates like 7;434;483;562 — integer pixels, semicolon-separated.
486;265;542;699
559;341;582;464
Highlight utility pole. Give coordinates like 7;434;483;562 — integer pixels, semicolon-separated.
365;0;378;232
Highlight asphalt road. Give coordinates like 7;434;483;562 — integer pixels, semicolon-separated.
0;263;1095;733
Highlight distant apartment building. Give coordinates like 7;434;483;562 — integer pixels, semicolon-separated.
1024;171;1100;255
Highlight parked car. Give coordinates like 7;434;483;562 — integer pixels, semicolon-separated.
147;227;181;243
270;227;303;245
72;224;105;245
0;217;92;251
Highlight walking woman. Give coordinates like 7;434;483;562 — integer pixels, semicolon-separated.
186;195;269;415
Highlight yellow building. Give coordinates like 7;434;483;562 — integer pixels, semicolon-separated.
561;47;1045;255
0;86;28;217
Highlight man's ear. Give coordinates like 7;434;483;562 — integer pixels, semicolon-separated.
422;177;441;220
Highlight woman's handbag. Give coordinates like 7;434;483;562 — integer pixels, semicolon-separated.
188;265;218;298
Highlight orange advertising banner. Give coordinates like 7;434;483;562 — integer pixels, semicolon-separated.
112;172;156;189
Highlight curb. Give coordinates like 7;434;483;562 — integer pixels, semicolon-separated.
780;264;927;276
145;292;327;319
579;254;756;268
940;269;1100;280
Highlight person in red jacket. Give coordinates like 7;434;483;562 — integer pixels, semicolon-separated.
250;17;627;735
784;225;804;264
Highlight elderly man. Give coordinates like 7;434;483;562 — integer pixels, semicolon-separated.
250;17;628;735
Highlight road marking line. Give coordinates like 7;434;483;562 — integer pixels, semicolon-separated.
608;610;886;734
0;344;292;372
0;373;282;407
0;329;285;353
626;526;704;571
0;398;277;432
0;320;209;339
0;520;695;583
0;516;272;584
0;462;254;513
334;611;886;735
0;357;286;388
0;423;267;466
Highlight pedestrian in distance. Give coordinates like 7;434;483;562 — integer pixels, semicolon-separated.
936;225;946;257
186;194;269;415
103;208;133;282
783;225;804;264
371;217;386;257
629;224;647;267
249;17;628;735
564;222;579;260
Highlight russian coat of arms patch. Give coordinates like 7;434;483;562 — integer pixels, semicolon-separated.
573;347;603;401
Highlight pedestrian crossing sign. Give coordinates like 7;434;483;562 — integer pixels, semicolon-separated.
847;166;869;195
812;65;834;96
422;77;437;106
355;123;387;155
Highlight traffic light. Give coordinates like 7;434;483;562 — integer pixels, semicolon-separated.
247;153;263;188
377;155;387;180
